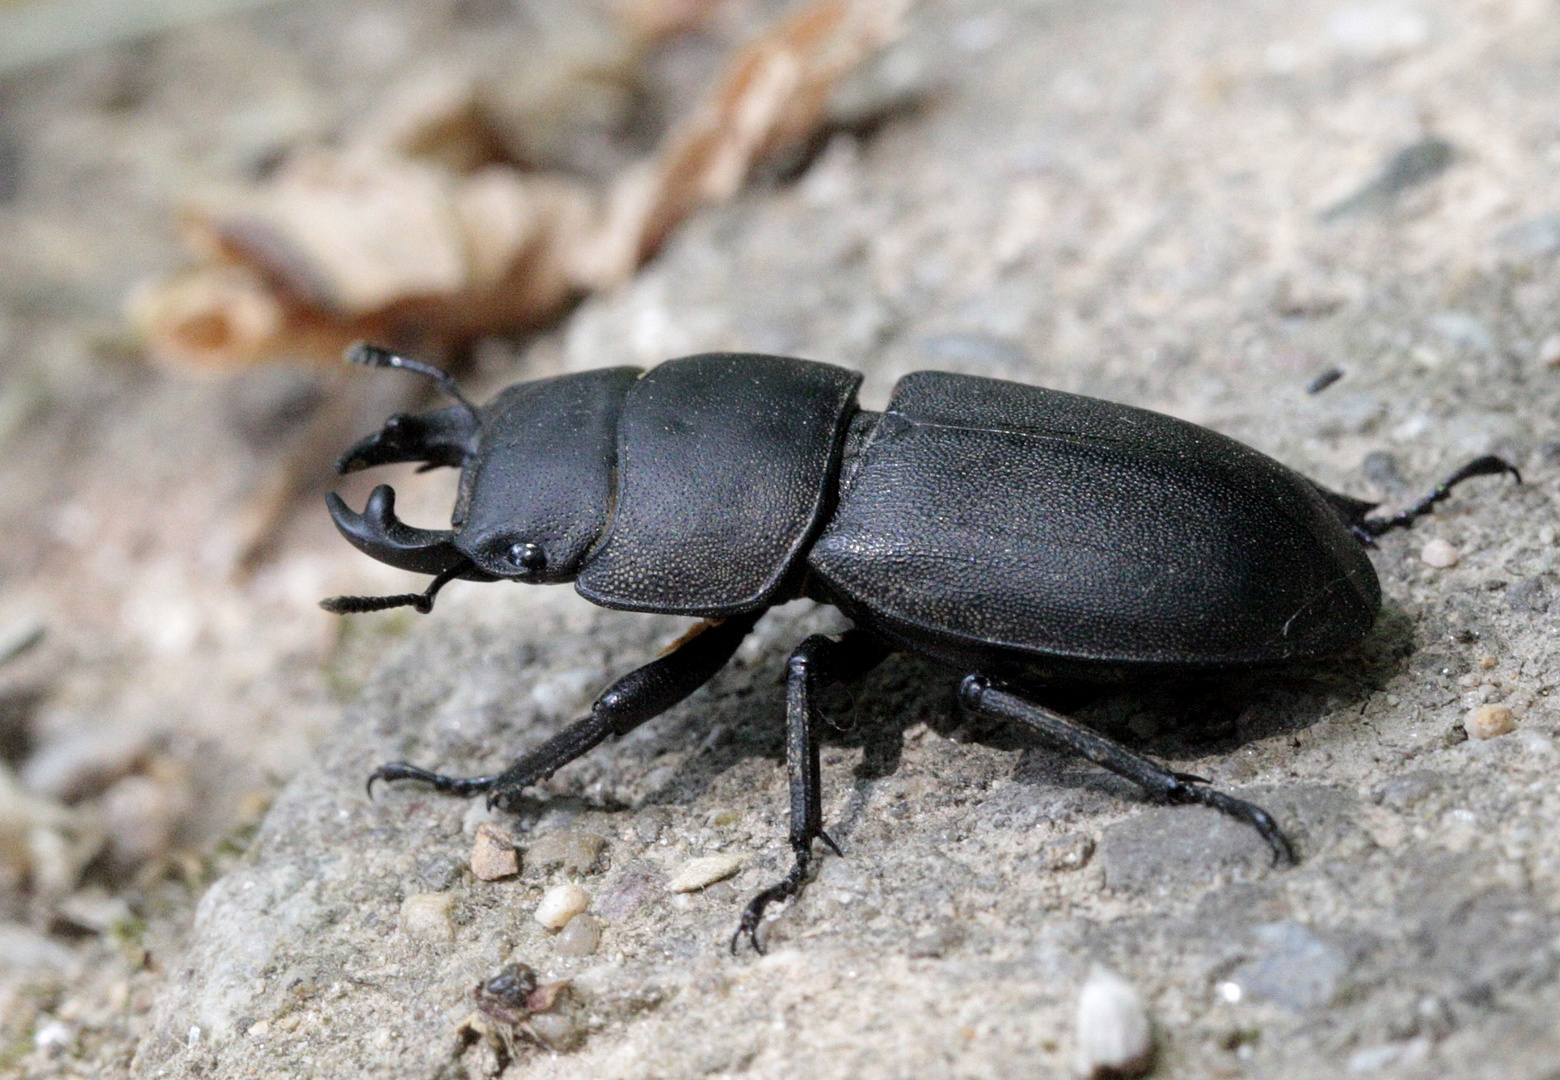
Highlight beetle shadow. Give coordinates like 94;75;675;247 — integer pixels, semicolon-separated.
624;601;1419;833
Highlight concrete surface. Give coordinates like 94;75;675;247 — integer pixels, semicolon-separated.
40;0;1560;1076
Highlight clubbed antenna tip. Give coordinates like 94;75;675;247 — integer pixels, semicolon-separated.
344;341;479;420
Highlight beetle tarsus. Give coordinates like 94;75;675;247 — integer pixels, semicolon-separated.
732;840;818;955
1165;781;1297;866
367;762;499;798
959;675;1299;868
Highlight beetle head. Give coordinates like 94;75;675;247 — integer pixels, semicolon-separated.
321;348;638;613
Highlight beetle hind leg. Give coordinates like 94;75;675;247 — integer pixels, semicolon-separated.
959;676;1297;866
733;629;890;954
1359;454;1520;538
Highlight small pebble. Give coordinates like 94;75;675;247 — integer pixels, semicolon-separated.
470;824;519;881
535;883;590;929
554;913;602;956
400;893;456;943
1306;367;1344;394
1075;966;1154;1079
1465;704;1515;740
527;831;605;875
667;853;744;893
1420;538;1460;569
55;890;133;934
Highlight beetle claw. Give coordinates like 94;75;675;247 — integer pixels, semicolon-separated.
732;840;825;955
364;761;499;799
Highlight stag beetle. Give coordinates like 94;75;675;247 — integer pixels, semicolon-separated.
322;343;1517;951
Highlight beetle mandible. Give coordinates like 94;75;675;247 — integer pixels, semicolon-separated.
321;343;1517;952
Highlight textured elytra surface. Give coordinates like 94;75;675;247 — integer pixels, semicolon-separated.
128;0;1560;1077
809;370;1380;669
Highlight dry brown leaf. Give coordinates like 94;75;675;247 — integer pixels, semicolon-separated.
133;0;908;370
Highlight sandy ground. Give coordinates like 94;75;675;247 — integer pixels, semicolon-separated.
7;0;1560;1077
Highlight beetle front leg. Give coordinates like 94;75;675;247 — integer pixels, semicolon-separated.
959;676;1297;866
369;612;761;809
733;629;890;954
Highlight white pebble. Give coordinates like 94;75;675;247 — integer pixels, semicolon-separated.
400;893;455;943
1465;704;1515;740
667;853;744;893
535;883;590;929
1420;538;1460;569
1075;966;1154;1080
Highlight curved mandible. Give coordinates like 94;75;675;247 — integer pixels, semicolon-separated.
326;485;472;576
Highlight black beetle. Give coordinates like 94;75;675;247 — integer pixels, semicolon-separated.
322;343;1517;951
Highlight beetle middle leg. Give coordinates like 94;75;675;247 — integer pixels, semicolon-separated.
368;612;761;809
959;675;1297;866
733;628;891;954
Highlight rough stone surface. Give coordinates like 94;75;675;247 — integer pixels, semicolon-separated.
111;0;1560;1077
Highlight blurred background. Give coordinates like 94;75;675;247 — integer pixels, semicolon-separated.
4;0;1560;1075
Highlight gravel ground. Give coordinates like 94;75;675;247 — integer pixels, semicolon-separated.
9;0;1560;1077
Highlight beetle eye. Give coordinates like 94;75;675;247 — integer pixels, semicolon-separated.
506;542;546;576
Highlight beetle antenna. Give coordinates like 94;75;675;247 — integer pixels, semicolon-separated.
319;561;465;616
346;342;480;422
